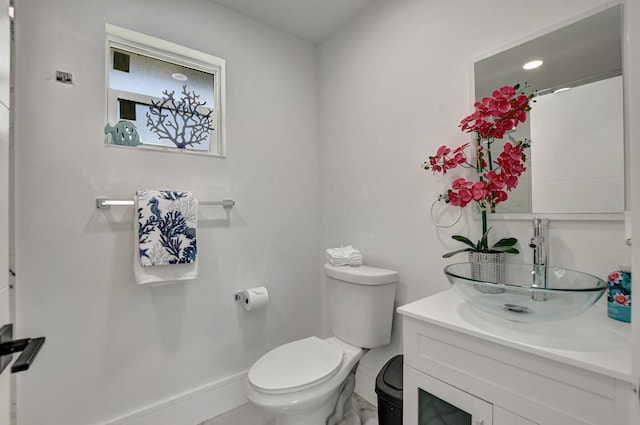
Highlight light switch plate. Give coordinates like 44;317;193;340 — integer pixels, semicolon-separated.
55;70;73;84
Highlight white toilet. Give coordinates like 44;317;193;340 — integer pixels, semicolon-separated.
245;264;398;425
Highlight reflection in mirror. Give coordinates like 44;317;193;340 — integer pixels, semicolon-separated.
474;5;623;214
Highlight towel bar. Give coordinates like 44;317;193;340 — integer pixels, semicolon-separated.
96;198;235;209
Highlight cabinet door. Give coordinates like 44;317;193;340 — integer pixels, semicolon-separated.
404;365;493;425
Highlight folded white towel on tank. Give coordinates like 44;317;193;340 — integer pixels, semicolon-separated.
326;245;363;267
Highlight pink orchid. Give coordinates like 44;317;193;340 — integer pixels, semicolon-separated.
423;83;535;256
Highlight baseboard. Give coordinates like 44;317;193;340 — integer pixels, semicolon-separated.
355;363;378;407
98;371;248;425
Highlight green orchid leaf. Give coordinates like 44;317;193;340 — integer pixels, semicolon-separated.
442;248;474;258
452;235;477;249
493;246;520;254
493;237;518;248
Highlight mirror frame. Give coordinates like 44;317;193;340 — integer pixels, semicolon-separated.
468;2;626;222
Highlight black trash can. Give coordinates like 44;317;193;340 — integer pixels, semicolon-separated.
375;354;403;425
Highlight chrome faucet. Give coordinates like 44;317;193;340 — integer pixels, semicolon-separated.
529;218;550;301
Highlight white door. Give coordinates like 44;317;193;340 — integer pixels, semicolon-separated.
630;0;640;423
0;0;11;423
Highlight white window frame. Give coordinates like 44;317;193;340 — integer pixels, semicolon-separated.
105;24;226;157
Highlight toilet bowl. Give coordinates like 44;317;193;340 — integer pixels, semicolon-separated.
246;336;364;425
245;264;399;425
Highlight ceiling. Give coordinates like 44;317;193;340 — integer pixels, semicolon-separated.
209;0;377;43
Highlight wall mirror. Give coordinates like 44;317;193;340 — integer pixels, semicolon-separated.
473;4;623;218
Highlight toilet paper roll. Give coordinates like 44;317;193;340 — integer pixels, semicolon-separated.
243;286;269;311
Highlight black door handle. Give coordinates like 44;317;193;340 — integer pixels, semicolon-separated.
0;324;45;374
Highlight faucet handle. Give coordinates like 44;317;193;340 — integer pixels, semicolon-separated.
529;236;544;248
533;217;550;227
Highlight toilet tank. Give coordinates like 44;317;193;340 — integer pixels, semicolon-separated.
324;264;398;348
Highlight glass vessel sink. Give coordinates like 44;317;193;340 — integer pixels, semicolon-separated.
444;262;607;322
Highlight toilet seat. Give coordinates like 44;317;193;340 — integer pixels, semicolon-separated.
248;336;343;395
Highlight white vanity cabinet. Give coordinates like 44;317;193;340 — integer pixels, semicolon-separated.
398;290;633;425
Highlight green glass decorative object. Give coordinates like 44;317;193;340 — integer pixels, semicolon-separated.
104;120;142;146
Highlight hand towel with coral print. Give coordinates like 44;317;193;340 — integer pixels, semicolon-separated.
136;190;198;267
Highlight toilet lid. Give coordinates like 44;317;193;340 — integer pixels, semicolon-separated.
248;337;343;395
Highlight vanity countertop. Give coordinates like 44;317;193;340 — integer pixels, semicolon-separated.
398;288;632;383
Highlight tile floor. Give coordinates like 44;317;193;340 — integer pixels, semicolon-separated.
199;393;378;425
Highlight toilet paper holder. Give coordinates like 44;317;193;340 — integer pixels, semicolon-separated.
233;287;270;311
234;291;248;302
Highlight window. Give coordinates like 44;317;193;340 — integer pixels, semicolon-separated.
105;24;226;156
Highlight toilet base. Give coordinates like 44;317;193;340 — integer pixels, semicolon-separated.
274;370;358;425
272;389;337;425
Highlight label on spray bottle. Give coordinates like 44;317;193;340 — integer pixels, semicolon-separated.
607;266;631;323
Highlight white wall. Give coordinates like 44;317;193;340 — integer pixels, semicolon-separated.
14;1;321;424
318;0;629;403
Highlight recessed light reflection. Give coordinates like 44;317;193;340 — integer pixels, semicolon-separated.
553;87;571;94
523;60;543;70
172;73;188;81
